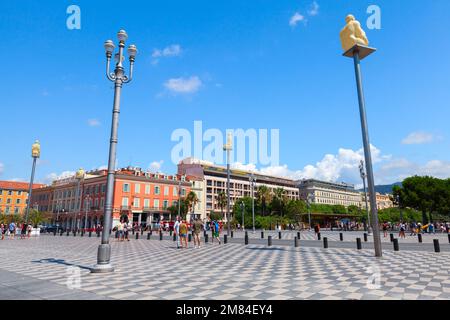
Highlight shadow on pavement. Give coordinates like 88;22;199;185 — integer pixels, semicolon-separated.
31;258;91;271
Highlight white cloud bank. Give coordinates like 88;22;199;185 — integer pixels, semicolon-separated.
164;76;202;94
401;131;435;145
149;160;164;173
289;12;306;27
152;44;182;64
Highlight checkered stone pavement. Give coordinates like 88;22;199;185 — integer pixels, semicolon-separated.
0;235;449;300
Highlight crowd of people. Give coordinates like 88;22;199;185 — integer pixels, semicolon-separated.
382;221;450;238
0;222;33;240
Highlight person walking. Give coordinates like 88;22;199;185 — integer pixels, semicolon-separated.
193;217;203;248
117;220;124;242
399;223;406;239
382;222;389;237
124;220;130;241
212;219;221;244
8;222;16;240
179;219;188;249
174;216;181;249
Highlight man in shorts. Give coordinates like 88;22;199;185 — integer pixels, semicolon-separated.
174;216;181;249
179;219;188;249
212;220;221;245
193;217;203;248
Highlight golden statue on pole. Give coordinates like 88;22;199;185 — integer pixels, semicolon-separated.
340;14;369;52
31;140;41;158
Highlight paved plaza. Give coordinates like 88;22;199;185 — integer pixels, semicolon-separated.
0;232;449;300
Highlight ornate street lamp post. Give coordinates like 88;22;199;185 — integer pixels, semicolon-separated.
249;173;257;233
84;194;91;231
223;132;233;236
307;193;314;231
74;168;85;233
340;15;382;257
240;201;245;231
24;140;40;228
91;30;137;273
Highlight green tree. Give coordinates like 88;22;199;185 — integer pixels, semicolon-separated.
347;205;360;215
271;188;288;216
28;210;50;227
216;191;227;219
186;191;199;216
394;176;443;224
256;185;272;216
285;199;307;221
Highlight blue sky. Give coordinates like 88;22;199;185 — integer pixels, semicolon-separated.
1;0;450;186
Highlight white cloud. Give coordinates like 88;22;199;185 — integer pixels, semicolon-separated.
401;131;434;145
152;44;182;64
44;171;75;184
87;119;101;127
289;12;306;27
308;1;319;16
164;76;202;94
231;162;257;172
149;160;164;173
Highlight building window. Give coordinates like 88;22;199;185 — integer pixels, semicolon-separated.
94;199;99;208
155;186;160;195
122;197;129;206
145;184;150;194
181;188;186;196
16;199;21;205
5;207;10;213
164;187;169;196
14;207;19;214
8;191;12;196
102;184;106;193
135;184;140;193
173;187;178;196
100;198;104;208
6;198;11;204
154;199;160;208
95;185;99;195
0;190;2;195
163;200;168;209
144;199;150;208
17;191;22;196
123;183;130;192
172;200;177;206
133;198;140;207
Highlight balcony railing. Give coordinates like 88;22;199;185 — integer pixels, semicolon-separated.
121;206;131;211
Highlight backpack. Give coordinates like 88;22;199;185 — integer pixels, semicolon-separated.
214;222;219;232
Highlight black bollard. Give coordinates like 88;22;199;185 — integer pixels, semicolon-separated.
147;233;151;240
188;234;192;242
231;231;233;238
205;234;208;243
261;231;264;239
170;230;172;236
294;236;299;248
245;234;248;245
268;236;272;246
448;234;450;244
433;239;440;253
53;230;56;236
393;238;399;251
356;238;362;250
159;232;163;241
297;231;300;239
73;231;76;237
339;233;343;241
278;232;282;240
132;229;135;235
390;233;394;242
81;231;84;237
60;230;63;236
317;233;321;241
66;231;69;236
224;235;227;244
323;237;328;248
245;231;248;237
89;231;92;237
364;233;368;242
418;233;422;243
136;233;139;240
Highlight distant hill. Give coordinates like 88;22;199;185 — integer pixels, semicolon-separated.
359;182;402;194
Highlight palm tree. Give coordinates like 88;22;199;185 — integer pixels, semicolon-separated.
273;187;288;217
256;185;272;216
216;191;227;219
186;191;199;219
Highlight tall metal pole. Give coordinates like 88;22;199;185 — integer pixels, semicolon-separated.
177;180;181;218
84;195;90;231
24;157;37;227
360;160;371;234
353;50;382;257
74;180;81;232
250;173;256;233
226;147;231;236
241;201;245;231
92;30;137;273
